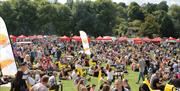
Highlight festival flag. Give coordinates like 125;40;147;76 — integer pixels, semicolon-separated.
79;31;91;55
0;17;17;76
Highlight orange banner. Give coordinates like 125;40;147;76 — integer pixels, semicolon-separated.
0;59;14;69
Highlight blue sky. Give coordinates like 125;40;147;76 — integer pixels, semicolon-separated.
56;0;180;6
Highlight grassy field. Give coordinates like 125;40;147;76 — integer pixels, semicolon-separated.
0;67;141;91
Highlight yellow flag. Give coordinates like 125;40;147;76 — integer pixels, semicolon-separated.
98;70;102;83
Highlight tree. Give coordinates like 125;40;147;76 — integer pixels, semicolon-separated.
0;1;19;35
118;2;127;8
14;0;38;35
72;1;97;36
38;3;72;35
168;5;180;37
153;10;176;37
113;18;128;36
157;1;168;12
140;14;160;38
160;16;176;37
168;5;180;21
0;0;179;37
127;2;144;21
143;3;157;14
95;0;117;36
115;4;127;20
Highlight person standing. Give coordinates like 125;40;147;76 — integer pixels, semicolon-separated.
136;56;145;84
10;71;28;91
150;71;165;91
30;48;36;64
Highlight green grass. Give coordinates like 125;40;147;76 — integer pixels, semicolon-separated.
125;67;142;91
62;80;76;91
0;66;141;91
0;87;10;91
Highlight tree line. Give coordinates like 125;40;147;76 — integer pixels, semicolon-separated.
0;0;180;38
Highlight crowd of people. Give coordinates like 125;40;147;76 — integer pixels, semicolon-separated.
0;37;180;91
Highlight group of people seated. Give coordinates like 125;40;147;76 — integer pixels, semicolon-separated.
1;38;179;91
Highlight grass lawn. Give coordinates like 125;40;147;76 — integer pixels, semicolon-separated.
124;67;141;91
0;66;141;91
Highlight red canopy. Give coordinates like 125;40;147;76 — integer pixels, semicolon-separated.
10;35;17;42
28;35;37;39
37;35;43;39
143;37;151;42
72;36;90;42
167;37;176;40
118;37;127;42
59;36;70;42
18;35;27;39
176;39;180;42
133;38;143;44
71;36;81;41
103;36;112;40
10;35;16;38
152;37;161;43
96;36;103;40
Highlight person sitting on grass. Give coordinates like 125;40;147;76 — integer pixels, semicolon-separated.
77;79;87;91
71;69;78;80
123;79;131;91
101;84;111;91
112;79;129;91
150;71;165;91
93;65;100;77
89;84;96;91
49;72;60;91
30;75;49;91
59;68;70;80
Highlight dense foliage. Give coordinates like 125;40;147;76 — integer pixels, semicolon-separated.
0;0;179;38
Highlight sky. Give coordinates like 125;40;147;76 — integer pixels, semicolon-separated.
57;0;180;6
